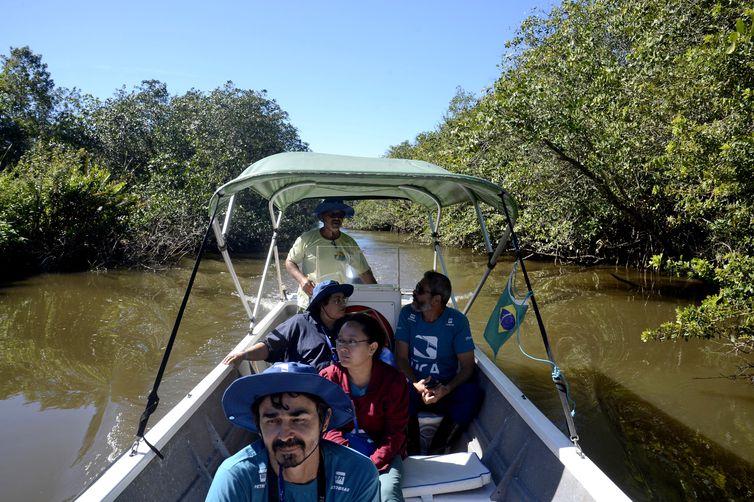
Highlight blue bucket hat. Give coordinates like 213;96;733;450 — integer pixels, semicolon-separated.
306;280;354;312
222;362;354;433
313;198;355;218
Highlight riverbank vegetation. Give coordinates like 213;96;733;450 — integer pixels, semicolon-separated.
351;0;754;376
0;47;310;276
1;0;752;375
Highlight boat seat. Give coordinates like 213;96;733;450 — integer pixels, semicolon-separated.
401;452;492;501
417;412;444;454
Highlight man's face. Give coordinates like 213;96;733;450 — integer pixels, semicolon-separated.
258;393;329;469
320;211;345;231
411;280;433;312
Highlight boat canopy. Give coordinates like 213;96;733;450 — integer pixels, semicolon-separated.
208;152;517;219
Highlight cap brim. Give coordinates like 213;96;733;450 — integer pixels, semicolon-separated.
313;202;355;217
222;372;354;432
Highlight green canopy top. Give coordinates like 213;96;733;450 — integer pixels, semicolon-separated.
209;152;517;220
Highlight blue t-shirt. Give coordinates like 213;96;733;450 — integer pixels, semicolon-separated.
206;439;379;502
395;305;475;383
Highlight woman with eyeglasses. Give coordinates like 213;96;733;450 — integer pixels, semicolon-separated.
286;198;377;310
222;280;353;371
320;313;409;502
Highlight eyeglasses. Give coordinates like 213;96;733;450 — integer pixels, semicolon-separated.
328;296;349;306
335;338;370;348
414;282;432;295
326;212;346;219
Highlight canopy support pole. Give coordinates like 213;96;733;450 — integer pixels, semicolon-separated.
212;218;254;321
461;198;501;315
253;209;285;323
426;208;457;310
499;192;582;454
462;225;512;316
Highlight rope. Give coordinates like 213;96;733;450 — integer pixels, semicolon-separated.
131;206;219;457
515;325;576;417
499;192;582;453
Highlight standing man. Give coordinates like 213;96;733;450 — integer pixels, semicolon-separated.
286;198;377;309
207;362;380;501
395;270;483;454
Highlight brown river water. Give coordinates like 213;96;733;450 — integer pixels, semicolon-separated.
1;230;753;501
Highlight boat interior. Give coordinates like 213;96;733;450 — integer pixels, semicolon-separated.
96;284;617;501
77;154;629;501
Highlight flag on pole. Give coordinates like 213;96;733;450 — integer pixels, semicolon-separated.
483;263;532;357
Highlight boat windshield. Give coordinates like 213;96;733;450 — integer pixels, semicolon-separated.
316;246;400;285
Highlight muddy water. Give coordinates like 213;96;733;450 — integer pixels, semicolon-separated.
1;230;752;501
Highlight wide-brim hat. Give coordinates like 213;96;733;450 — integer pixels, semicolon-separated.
306;280;354;312
313;198;355;218
222;362;354;433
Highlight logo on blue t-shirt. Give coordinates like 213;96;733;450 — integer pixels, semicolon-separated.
335;471;346;485
255;462;267;488
413;335;437;359
331;470;352;493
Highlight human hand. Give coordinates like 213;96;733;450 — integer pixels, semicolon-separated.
422;383;449;404
222;351;246;368
415;377;440;398
301;279;315;296
413;377;432;394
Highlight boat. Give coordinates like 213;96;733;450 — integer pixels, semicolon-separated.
76;152;630;501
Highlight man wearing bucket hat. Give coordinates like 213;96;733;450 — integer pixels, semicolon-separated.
286;198;377;309
206;362;380;501
222;280;354;371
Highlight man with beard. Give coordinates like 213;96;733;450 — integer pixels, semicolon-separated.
286;198;376;310
206;362;379;501
394;271;483;455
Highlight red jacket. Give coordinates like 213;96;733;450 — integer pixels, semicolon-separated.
320;360;409;473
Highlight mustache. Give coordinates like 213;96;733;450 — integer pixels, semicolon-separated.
272;438;305;451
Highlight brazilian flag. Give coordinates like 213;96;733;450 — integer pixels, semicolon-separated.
483;265;531;357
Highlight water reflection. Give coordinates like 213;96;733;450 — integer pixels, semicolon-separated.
0;267;251;501
1;231;752;501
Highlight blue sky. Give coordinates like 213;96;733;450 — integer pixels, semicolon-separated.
2;0;554;158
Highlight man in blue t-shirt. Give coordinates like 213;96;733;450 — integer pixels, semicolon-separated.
206;362;379;501
395;271;484;455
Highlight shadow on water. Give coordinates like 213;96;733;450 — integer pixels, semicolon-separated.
462;260;754;501
589;370;754;501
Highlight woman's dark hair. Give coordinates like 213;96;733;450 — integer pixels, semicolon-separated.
340;312;386;361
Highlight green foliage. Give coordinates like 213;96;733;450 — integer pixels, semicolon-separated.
0;46;56;167
2;7;753;368
0;46;310;276
370;0;754;363
0;143;133;273
106;82;309;264
642;253;754;367
726;8;754;53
